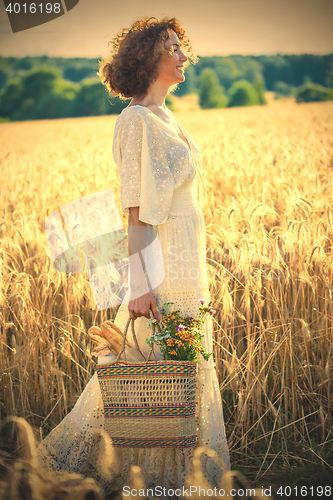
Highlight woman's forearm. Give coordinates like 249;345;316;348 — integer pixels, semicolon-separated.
128;207;149;291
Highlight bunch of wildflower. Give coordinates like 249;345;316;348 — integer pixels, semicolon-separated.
145;300;214;362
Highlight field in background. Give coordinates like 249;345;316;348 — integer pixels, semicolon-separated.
0;97;333;495
172;91;277;111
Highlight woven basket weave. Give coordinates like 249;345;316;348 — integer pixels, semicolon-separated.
96;315;198;448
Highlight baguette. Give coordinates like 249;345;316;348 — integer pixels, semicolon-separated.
91;342;114;357
100;321;132;349
88;321;132;356
88;326;105;346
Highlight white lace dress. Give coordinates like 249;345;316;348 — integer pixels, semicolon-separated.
37;105;231;495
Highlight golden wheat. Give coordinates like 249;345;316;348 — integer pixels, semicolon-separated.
0;98;332;487
0;417;270;499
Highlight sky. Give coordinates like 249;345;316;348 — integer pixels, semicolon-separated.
0;0;333;58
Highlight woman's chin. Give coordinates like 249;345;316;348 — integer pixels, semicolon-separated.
173;74;185;84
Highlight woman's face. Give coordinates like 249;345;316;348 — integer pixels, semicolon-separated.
156;30;188;87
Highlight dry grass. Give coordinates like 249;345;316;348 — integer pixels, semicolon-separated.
0;98;333;490
0;417;269;500
0;417;106;499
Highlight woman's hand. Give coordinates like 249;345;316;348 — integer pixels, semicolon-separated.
128;290;161;321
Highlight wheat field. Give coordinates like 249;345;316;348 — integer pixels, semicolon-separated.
0;96;332;492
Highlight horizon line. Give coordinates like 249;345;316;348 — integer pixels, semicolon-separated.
1;52;333;59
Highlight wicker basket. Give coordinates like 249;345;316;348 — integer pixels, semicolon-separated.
96;315;198;448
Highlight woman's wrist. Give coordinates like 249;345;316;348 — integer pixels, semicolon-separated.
129;282;150;292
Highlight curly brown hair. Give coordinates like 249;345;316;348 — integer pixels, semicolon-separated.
98;17;198;100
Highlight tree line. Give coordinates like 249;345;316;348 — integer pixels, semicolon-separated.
0;53;332;121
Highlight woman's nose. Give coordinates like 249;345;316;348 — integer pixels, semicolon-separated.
180;51;188;62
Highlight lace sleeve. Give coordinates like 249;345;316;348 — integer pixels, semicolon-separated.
112;109;175;226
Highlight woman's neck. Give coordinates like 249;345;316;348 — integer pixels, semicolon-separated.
130;80;169;109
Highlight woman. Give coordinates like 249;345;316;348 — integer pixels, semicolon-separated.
37;17;230;496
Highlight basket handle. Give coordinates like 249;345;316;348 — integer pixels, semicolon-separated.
113;310;162;364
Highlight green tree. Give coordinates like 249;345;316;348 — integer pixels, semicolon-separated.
227;80;259;107
325;57;333;88
0;78;23;118
165;94;174;111
295;82;330;103
253;76;267;105
232;56;264;86
15;57;33;71
0;68;8;90
273;80;295;98
214;57;241;90
34;80;79;119
21;66;61;100
21;67;78;120
72;78;127;116
14;66;63;119
198;69;228;109
64;65;95;82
